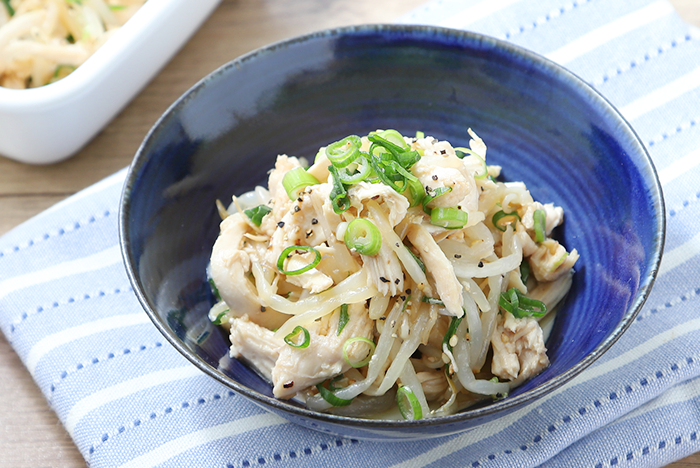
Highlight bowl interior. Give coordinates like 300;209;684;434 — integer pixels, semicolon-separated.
120;25;664;435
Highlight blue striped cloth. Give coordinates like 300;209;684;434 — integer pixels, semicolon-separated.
1;0;699;466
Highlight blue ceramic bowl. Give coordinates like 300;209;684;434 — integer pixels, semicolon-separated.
120;24;664;440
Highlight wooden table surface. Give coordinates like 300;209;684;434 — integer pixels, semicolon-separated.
1;1;699;466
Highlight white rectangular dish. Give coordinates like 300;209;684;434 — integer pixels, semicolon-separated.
0;0;221;165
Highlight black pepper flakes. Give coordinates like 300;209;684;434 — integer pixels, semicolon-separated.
283;381;294;389
306;229;314;238
297;197;303;202
294;205;301;213
260;306;266;312
311;218;318;225
440;149;447;155
379;277;390;283
478;261;484;268
394;278;400;285
277;221;285;228
454;254;462;259
400;295;406;301
432;174;439;181
406;288;412;295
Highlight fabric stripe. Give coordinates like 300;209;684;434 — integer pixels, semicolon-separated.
65;365;202;436
116;413;287;468
0;244;122;300
26;313;150;376
657;232;700;276
658;148;700;185
545;0;675;65
621;66;700;121
437;0;525;28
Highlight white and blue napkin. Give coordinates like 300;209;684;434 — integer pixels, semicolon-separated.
2;0;700;466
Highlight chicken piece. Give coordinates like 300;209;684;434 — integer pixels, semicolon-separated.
259;155;302;237
491;312;549;382
412;152;479;212
514;223;538;257
361;240;404;296
529;239;579;282
210;212;288;330
348;181;409;227
229;315;284;382
520;201;564;236
282;250;333;294
406;223;464;317
271;302;374;398
264;185;331;269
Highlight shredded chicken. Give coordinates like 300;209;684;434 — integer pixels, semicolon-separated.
491;312;549;383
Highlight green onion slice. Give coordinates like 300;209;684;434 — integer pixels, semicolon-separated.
282;167;320;200
328;165;351;214
534;209;546;242
520;259;530;284
492;210;521;232
2;0;14;16
396;386;423;420
243;204;272;227
212;310;229;325
316;382;353;406
342;337;375;368
422;186;452;215
421;296;445;306
109;4;127;10
344;218;382;255
208;278;221;301
498;287;547;318
336;155;373;185
406;177;425;207
328;374;345;391
406;246;426;273
430;207;468;229
442;315;463;354
337;304;349;336
325;135;361;168
415;130;425;139
284;326;311;348
277;245;322;275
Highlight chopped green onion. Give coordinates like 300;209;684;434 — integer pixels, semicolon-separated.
368;133;407;155
48;64;76;83
396;386;423;420
337;304;349;336
208;278;221;301
277;245;322;276
328;374;345;391
430;207;468;229
212;310;229;325
316;382;353;406
378;129;409;149
421;296;445;306
328;165;351;214
2;0;14;16
284;326;311;348
406;177;425;207
534;209;546;242
520;259;530;284
336;155;373;185
442;315;463;354
109;4;127;10
243;204;272;227
342;337;375;368
498;287;547;318
325;135;361;168
415;130;425;139
492;210;521;232
422;186;452;215
406;246;425;273
282;167;320;200
344;218;382;255
551;251;569;271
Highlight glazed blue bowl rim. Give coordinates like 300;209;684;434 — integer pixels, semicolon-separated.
119;24;665;431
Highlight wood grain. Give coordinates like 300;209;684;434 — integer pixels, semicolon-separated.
0;1;697;466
